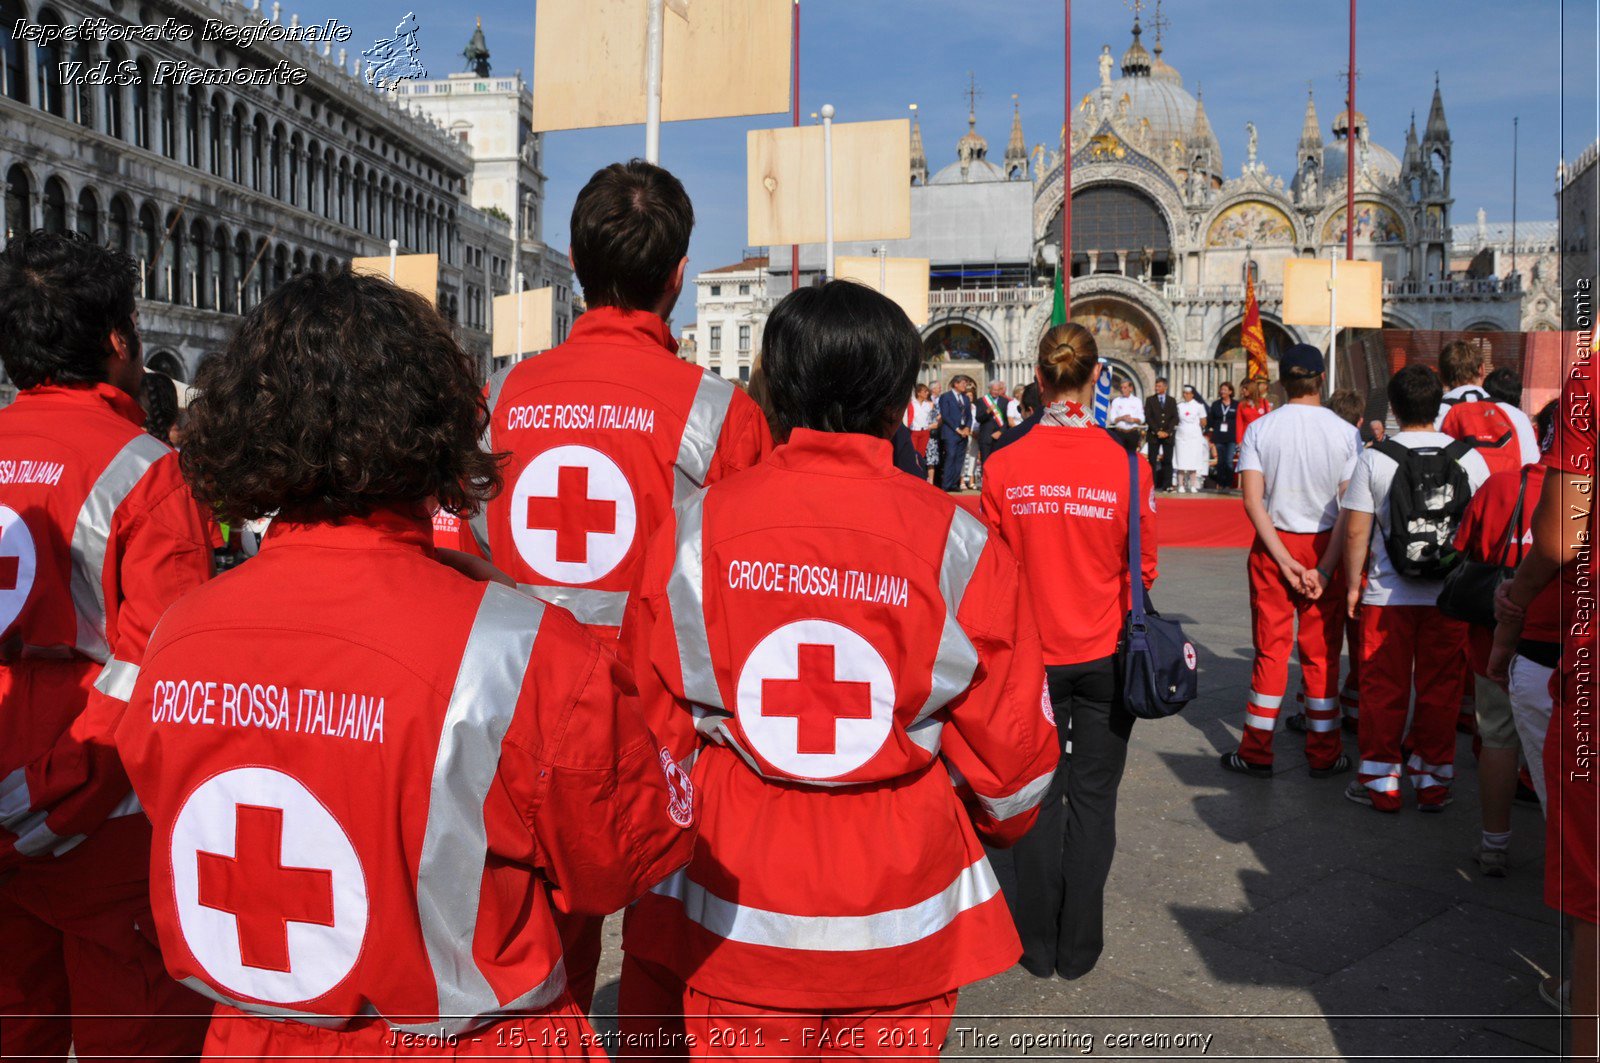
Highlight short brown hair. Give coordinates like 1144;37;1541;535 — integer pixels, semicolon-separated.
182;271;502;523
1438;338;1489;389
1327;387;1363;425
1036;322;1099;392
570;160;694;311
1282;372;1323;400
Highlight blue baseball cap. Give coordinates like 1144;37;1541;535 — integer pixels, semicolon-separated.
1281;343;1325;377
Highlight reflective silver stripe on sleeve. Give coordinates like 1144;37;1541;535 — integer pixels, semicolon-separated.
93;656;140;702
518;585;629;629
905;715;944;756
468;365;516;558
673;372;735;504
415;584;567;1035
106;788;143;819
11;810;83;857
68;435;173;663
913;508;987;723
0;767;31;826
667;495;723;710
975;768;1054;822
650;856;1000;952
178;978;350;1028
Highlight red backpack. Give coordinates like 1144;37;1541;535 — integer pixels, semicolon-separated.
1439;394;1520;478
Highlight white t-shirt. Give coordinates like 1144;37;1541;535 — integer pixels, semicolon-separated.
1498;402;1541;465
1007;398;1023;424
1342;430;1491;607
1236;404;1362;533
1434;384;1488;429
909;399;938;430
1108;394;1144;427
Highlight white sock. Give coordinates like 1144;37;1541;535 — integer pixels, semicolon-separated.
1481;829;1511;851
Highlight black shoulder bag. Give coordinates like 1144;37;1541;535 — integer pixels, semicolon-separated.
1117;444;1200;718
1438;466;1529;628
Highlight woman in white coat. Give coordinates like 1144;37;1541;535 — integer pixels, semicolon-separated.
1173;384;1209;492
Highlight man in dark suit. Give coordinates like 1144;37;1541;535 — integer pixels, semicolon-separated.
1144;375;1178;490
936;375;973;491
974;379;1011;465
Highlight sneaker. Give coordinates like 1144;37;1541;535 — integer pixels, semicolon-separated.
1539;976;1571;1015
1418;792;1454;813
1309;753;1353;779
1285;713;1308;734
1344;778;1399;812
1219;752;1272;778
1476;844;1509;877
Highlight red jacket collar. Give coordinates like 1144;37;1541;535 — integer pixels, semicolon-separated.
17;382;147;427
768;428;895;477
261;506;436;555
566;306;679;356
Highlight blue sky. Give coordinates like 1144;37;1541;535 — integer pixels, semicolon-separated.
329;1;1596;322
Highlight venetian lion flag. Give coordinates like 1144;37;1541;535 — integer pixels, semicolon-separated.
1241;272;1269;382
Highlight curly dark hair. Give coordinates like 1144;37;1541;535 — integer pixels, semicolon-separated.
140;371;179;442
181;271;503;523
0;230;139;390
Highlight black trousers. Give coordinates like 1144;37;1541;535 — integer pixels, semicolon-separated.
993;655;1132;979
1146;434;1173;490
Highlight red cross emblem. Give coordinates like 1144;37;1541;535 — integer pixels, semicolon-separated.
760;644;873;755
0;505;37;635
197;804;335;973
524;466;616;564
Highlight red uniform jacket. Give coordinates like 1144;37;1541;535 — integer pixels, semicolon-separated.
1453;464;1558;673
111;510;695;1035
979;426;1159;665
621;430;1058;1008
0;383;211;870
474;308;772;637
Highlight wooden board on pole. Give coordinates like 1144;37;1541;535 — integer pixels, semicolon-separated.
492;288;556;359
531;0;791;132
1281;257;1383;328
835;255;929;327
747;119;911;246
350;254;439;307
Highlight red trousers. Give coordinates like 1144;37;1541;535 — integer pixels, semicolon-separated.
0;817;209;1062
682;987;957;1062
203;995;603;1059
1355;604;1468;811
1339;611;1362;721
1238;532;1346;769
618;952;690;1063
554;912;603;1014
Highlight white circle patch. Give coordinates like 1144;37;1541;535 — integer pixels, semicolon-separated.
735;620;896;781
1040;677;1055;726
510;445;637;584
1183;642;1197;670
170;767;367;1005
0;506;37;636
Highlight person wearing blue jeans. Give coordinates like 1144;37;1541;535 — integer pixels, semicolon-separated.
1209;381;1238;490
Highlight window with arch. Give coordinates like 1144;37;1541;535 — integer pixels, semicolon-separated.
104;45;127;139
1243;260;1259;284
108;197;130;254
35;8;64;116
186;86;203;168
5;165;31;239
0;0;26;103
137;203;159;297
288;134;301;207
190;218;210;308
131;63;150;148
213;225;228;311
68;34;92;128
166;213;185;303
41;177;67;233
161;83;177;158
270;124;284;199
206;92;222;175
75;187;99;242
254;239;270;303
1057;184;1173;281
232;232;250;310
229;105;244;182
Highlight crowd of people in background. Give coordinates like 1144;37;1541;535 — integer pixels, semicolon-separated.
0;156;1592;1063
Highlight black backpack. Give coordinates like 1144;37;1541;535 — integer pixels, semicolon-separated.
1373;438;1476;580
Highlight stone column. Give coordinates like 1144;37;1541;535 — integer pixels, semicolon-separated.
172;90;190;165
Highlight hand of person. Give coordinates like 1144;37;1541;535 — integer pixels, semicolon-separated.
1279;556;1308;594
990;430;1002;441
1486;634;1516;688
1346;584;1362;620
436;547;516;587
1493;582;1526;626
1301;567;1325;601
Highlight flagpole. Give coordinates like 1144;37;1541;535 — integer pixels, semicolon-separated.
644;0;665;164
790;0;800;292
1062;0;1072;307
1345;0;1356;263
1511;116;1519;279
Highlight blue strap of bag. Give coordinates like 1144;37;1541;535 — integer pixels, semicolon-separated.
1125;444;1146;628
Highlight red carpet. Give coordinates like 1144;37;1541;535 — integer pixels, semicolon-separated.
955;493;1253;549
